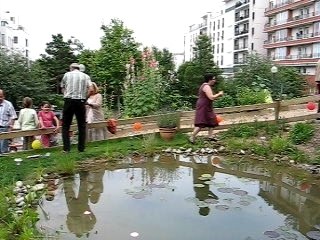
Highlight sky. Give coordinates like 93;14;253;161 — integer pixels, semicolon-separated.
1;0;223;60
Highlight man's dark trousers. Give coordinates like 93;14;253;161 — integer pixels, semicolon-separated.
62;98;86;152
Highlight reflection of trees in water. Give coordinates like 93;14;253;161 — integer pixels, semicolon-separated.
64;171;105;238
137;154;181;186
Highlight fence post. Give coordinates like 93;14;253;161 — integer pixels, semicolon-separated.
274;99;281;121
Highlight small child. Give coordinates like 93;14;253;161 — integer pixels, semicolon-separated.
17;97;39;150
38;101;60;148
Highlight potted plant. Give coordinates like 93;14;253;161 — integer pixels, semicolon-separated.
157;112;180;141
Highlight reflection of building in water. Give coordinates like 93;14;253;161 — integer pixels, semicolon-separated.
191;156;218;217
64;172;97;238
259;178;320;235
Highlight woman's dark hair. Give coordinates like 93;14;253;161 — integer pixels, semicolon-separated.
204;73;215;82
40;101;51;108
23;97;33;108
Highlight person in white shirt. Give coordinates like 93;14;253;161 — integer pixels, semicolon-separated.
17;97;39;150
0;89;17;154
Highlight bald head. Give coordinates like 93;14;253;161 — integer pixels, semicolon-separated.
0;89;4;103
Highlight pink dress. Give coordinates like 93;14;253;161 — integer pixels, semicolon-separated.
38;111;55;147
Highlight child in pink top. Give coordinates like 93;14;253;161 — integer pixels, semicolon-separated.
38;101;60;147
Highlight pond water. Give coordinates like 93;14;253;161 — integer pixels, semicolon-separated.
37;154;320;240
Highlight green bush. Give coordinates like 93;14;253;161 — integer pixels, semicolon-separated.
223;124;258;138
213;94;235;108
236;87;268;105
269;136;291;154
289;122;315;144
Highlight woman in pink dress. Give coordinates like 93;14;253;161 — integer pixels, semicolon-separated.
189;73;223;144
38;101;60;147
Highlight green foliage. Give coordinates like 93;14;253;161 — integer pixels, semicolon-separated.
55;156;76;175
223;124;258;138
269;136;291;154
289;122;315;144
251;143;269;157
236;87;268;105
0;50;51;108
157;113;180;128
95;19;141;109
224;138;252;151
233;54;305;99
176;35;222;106
152;47;175;80
38;34;79;93
213;94;235;108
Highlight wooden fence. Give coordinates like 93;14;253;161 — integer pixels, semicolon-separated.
1;95;320;141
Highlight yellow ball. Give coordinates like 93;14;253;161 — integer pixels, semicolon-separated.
31;140;42;150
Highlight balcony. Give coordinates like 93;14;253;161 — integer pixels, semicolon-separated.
235;14;249;22
269;53;320;66
235;0;250;10
264;32;320;48
265;0;316;17
264;12;320;32
234;44;248;51
235;29;249;36
234;58;247;64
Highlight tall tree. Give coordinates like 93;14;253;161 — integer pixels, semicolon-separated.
176;34;222;106
152;46;175;80
0;50;49;108
38;34;79;93
94;19;141;112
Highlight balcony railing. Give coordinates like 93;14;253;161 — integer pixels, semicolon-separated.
265;12;320;28
235;14;249;22
235;29;249;36
235;0;250;9
234;45;248;50
266;0;294;12
264;32;320;44
234;58;247;64
270;54;317;60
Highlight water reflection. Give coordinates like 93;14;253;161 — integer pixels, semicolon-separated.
64;171;101;237
37;154;320;240
191;156;218;216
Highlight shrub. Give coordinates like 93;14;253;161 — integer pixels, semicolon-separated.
157;112;180;128
213;94;235;108
269;136;291;154
289;122;315;144
236;87;268;105
223;124;258;138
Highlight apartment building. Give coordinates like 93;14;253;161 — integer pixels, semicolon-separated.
264;0;320;90
0;11;29;58
184;0;268;76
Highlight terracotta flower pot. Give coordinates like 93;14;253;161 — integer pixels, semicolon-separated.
159;128;177;141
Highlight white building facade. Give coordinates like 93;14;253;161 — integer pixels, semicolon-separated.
184;0;268;76
0;11;29;58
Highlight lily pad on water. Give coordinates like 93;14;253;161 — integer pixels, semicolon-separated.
197;201;210;208
217;187;234;193
213;182;227;187
240;195;257;202
306;231;320;240
233;190;248;196
215;205;229;211
204;199;219;204
132;192;147;199
263;230;280;238
201;174;212;179
194;183;205;188
204;181;213;185
238;200;250;206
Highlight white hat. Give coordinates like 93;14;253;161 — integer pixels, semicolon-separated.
70;63;79;68
79;64;86;72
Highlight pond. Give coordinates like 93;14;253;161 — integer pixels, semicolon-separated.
37;154;320;240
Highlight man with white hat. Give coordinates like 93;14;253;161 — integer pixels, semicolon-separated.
60;63;92;153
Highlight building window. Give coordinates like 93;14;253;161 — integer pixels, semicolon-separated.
222;18;224;28
13;36;18;44
25;39;28;47
252;27;254;35
213;21;215;31
218;20;220;29
217;44;220;54
221;43;224;53
252;12;255;20
222;30;224;40
221;56;224;65
217;32;220;41
1;34;5;46
1;21;6;26
251;43;254;50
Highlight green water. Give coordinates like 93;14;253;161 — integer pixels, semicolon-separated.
37;154;320;240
